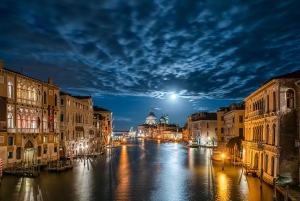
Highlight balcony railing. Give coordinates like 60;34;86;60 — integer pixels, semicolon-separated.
248;109;263;119
17;128;40;133
43;128;49;134
7;128;16;133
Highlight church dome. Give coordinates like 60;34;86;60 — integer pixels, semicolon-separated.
159;116;166;124
145;109;157;125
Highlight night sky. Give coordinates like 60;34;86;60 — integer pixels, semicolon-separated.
1;1;300;131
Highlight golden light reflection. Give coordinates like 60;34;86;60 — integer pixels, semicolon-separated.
187;148;195;170
116;145;130;200
216;173;230;201
157;139;161;144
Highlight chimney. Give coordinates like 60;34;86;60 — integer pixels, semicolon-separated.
0;60;3;69
48;78;53;85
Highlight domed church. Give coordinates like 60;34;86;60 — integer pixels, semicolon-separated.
145;108;157;125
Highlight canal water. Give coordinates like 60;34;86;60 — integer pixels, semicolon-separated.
0;138;283;201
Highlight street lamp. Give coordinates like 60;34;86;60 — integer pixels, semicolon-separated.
222;153;225;170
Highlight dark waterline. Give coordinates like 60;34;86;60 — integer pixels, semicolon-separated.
0;138;283;201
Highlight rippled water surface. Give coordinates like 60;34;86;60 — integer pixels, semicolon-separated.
0;138;283;201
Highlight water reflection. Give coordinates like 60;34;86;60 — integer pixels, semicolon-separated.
115;145;129;200
216;173;231;201
0;139;283;201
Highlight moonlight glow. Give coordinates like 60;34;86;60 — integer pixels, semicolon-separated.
171;94;177;99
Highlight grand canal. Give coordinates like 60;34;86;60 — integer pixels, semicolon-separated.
0;138;283;201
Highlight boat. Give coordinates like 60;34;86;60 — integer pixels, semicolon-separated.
189;140;200;148
211;151;230;161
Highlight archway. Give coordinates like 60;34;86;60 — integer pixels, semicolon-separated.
24;140;35;164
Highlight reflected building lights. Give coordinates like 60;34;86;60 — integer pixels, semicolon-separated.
216;173;230;201
115;145;130;200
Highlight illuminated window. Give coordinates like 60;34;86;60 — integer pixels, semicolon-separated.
7;113;13;128
7;152;13;159
43;136;47;143
7;82;13;99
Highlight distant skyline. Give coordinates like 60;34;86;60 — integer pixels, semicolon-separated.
1;1;300;130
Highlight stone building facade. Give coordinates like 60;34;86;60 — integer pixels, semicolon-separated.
216;107;227;151
242;70;300;184
223;102;245;143
93;106;112;148
0;61;60;167
187;112;217;146
59;92;93;158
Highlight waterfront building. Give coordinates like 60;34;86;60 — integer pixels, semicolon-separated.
181;124;189;142
138;109;182;140
59;92;93;158
0;60;60;168
242;70;300;185
127;127;137;138
93;106;113;146
92;112;106;152
216;107;227;151
187;112;217;146
223;102;245;161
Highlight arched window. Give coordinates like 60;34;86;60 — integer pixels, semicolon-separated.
28;86;31;100
43;91;47;105
286;89;295;109
32;88;37;102
265;154;268;173
7;82;13;99
22;85;27;99
31;116;37;129
7;113;13;128
26;115;31;129
21;115;26;128
17;114;21;128
17;83;21;99
271;157;275;176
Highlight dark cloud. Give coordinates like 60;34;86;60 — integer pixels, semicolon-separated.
1;0;300;129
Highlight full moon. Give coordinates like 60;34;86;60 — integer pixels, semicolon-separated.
171;94;176;99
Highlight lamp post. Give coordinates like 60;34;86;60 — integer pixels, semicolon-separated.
222;153;225;171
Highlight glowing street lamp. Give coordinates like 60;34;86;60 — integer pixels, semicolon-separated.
222;153;225;171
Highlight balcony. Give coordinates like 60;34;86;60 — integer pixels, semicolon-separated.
7;128;16;133
248;110;263;119
249;141;263;150
43;128;49;134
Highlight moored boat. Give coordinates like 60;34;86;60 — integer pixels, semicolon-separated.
189;140;200;148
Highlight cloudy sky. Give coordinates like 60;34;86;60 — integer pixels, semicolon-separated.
1;0;300;130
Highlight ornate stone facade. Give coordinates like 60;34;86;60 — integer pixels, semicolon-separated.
59;92;94;158
187;112;217;146
243;70;299;184
0;61;60;167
